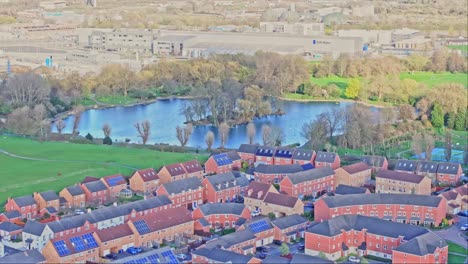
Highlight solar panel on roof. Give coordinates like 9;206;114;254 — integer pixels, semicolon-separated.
70;236;87;252
108;176;124;186
82;233;98;248
134;220;151;234
148;254;160;264
53;240;71;257
249;220;270;233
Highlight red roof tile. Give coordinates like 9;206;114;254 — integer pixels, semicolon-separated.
342;162;371;175
81;176;99;184
376;170;426;184
263;192;298;208
162;163;187;177
134;168;159;182
135;207;192;232
95;223;134;242
245;182;271;200
181;160;203;174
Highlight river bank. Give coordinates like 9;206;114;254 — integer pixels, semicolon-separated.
280;94;394;109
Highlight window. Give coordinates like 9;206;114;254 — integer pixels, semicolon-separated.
376;244;380;249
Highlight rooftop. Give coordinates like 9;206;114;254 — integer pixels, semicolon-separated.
12;195;36;207
377;170;427;184
264;192;299;208
286;167;334;185
271;214;307;230
315;151;337;163
335;184;369;195
0;249;45;264
192;248;253;263
133;168;159;182
162;177;202;195
82;180;107;193
342;162;371;174
321;193;442;208
255;164;303;175
198;203;246;216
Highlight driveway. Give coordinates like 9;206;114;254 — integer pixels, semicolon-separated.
433;216;468;247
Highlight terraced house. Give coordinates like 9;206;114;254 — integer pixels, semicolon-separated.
255;146;276;165
94;223;135;256
361;155;388;172
204;151;242;174
273;147;295;165
314;193;447;226
314;151;340;169
201;171;250;203
192;203;251;232
129;168;160;195
240;217;275;247
156;177;203;209
5;195;38;219
436;162;462;185
334;162;371;188
280;167;335;198
80;180;110;205
204;229;258;255
292;149;316;165
192;248;261;264
237;144;260;164
100;174;128;197
271;214;308;243
59;186;86;209
33;190;60;212
376;170;432;195
41;232;100;263
253;164;303;184
305;215;447;262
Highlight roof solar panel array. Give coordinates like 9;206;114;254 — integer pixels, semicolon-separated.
134;219;151;234
249;220;270;233
214;153;232;166
53;240;71;257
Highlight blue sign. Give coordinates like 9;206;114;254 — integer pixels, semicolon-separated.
313;39;316;45
45;57;51;67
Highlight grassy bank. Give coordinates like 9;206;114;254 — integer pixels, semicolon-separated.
448;45;468;53
0;136;208;204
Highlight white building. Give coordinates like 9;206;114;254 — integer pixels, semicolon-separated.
338;29;392;46
259;22;324;36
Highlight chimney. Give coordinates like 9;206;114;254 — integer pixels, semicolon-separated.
247;189;253;197
217;184;221;190
257;191;263;199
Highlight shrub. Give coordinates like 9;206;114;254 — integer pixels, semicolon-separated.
85;133;93;141
103;136;113;145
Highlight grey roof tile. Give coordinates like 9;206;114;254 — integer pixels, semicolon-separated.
238;144;259;154
193;248;253;263
271;214;307;230
23;220;46;236
361;155;386;167
291;253;334;264
335;185;368;195
0;249;45;263
2;210;21;219
13;195;36;207
198;203;246;216
255;164;303;174
0;222;22;232
322;193;442;208
416;161;439;174
437;162;461;175
205;229;256;249
394;159;418;172
315;151;337;163
377;170;426;183
292;149;315;161
162;177;202;195
286;167;334;185
39;190;59;201
394;231;447;256
65;185;85;196
206;172;247;191
83;180;107;192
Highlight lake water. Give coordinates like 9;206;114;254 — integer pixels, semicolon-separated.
52;99;361;149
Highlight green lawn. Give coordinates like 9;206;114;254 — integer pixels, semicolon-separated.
448;254;466;264
96;95;139;105
447;241;468;255
400;72;467;88
310;75;350;90
0;136;208;204
448;45;468;53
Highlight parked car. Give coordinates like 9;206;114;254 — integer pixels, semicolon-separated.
297;243;305;250
259;253;267;259
74;209;85;215
126;247;143;255
176;254;187;260
458;210;468;217
103;254;117;260
348;256;361;263
460;224;468;231
273;240;283;245
256;246;269;253
251;210;261;217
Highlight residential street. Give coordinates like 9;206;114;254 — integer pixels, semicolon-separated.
434;216;468;247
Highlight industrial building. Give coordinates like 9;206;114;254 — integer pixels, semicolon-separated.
259;22;324;36
89;29;156;53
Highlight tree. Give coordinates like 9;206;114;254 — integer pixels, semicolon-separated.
454;109;466;131
398;104;416;121
269;126;284;146
72;105;85;136
219;122;229;149
135;120;151;145
205;131;214;151
345;78;360;99
447;112;456;129
6;106;35;135
102;123;111;137
55;119;66;134
301;118;327;150
319;108;345;142
176;124;193;147
412;133;435;161
279;243;290;256
246;122;256;144
4;72;51;107
103;136;112;145
444;131;452;162
85;133;93;141
261;124;272;146
431;104;444;128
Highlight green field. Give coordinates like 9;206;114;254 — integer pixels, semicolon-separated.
448;254;466;264
448;45;468;53
447;241;468;255
0;137;208;204
80;95;139;106
310;75;350;90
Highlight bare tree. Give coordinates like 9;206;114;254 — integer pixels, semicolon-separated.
102;123;112;137
246;122;256;144
32;104;48;138
135;120;151;145
424;135;435;161
301;118;327;150
412;133;435;161
205;131;215;151
319;108;345;142
218;122;230;149
261;124;272;146
4;72;50;107
176;124;193;147
270;126;284;146
444;131;452;162
72;105;85;136
55;119;66;134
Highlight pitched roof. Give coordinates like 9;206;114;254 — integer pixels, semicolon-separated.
82;180;107;193
132;207;192;234
50;231;99;256
133;168;159;182
65;185;85;196
181;160;203;173
226;151;241;161
0;249;45;264
162;177;202;195
39;190;59;201
361;155;386;167
286;167;334;185
321;193;442;208
2;210;21;219
13;195;36;207
102;174;127;186
238;144;259;154
275;147;294;158
95;223;134;242
233;171;250;188
262;255;291;264
206;229;256;249
342;162;371;174
394;231;447;256
394;159;418;172
255;164;303;174
453;184;467;196
291;253;334;264
192;248;253;263
109;247;176;264
271;214;307;230
43;206;57;214
264;192;299;208
315;151;337;163
293;149;315;161
416;161;439;174
81;176;99;184
206;172;243;191
437;162;461;175
255;146;276;157
162;162;186;177
245;181;272;200
23;220;46;236
308;214;428;240
440;191;459;201
0;221;23;232
377;170;427;184
210;153;233;166
335;184;369;195
198;203;246;216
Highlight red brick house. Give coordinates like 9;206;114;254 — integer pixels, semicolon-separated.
361;155;388;172
158;162;187;183
204;229;258;255
100;174;127;197
238;144;260;165
305;214;447;262
0;210;21;223
192;248;261;264
453;184;468;210
34;191;60;212
292;149;316;165
376;170;432;196
129;168;160;195
80;181;110;205
41;232;100;263
254;146;276;165
192;203;251;231
239;217;275;247
271;214;308;243
253;164;303;184
59;185;86;209
335;162;371;188
5;195;38;219
394;159;418;174
314;151;340;169
437;162;463;186
280;167;335;198
415;161;439;183
94;223;135;256
0;221;23;241
204;152;242;174
155;177;203;209
181;160;204;180
273;147;295;165
201;171;250;203
314;193;447;226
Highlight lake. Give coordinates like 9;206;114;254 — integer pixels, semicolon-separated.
52;99;362;149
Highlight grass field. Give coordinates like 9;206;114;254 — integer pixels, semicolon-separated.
0;136;208;205
447;241;468;255
310;75;350;90
448;45;468;53
80;95;139;106
448;254;466;264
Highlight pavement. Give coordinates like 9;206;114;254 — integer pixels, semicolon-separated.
433;216;468;247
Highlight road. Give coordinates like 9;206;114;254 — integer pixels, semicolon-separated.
433;216;468;247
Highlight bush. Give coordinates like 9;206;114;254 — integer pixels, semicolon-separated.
268;212;276;220
85;133;93;141
103;136;113;145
